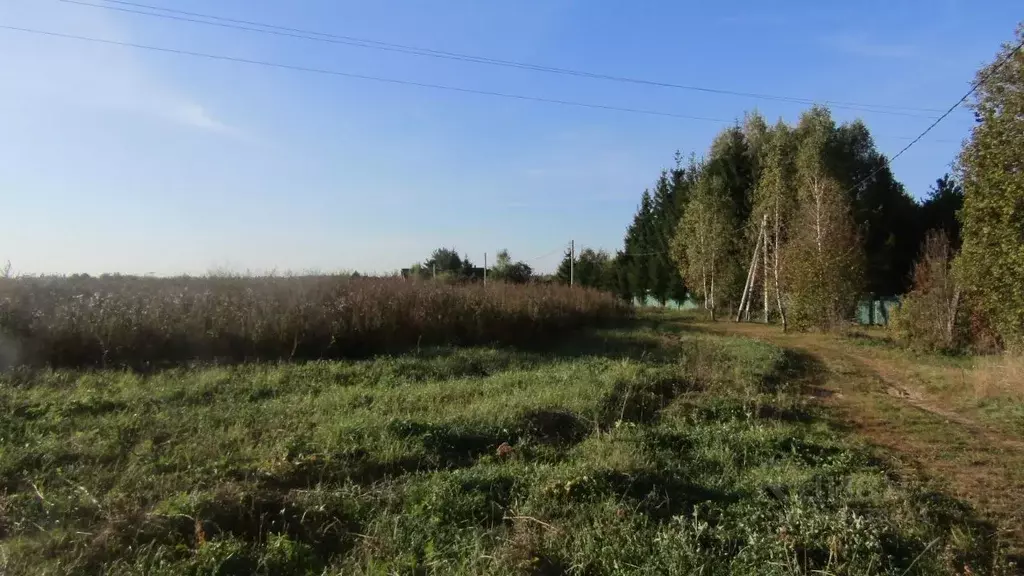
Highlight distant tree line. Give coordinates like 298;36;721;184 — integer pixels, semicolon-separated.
406;247;533;284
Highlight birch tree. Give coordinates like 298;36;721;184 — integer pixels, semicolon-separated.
671;173;734;320
784;108;864;330
749;121;796;330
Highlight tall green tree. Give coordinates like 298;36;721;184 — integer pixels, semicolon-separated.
490;249;533;284
616;153;696;305
556;247;573;285
577;249;612;289
424;248;463;275
704;126;756;308
624;190;655;300
955;25;1024;348
828;120;920;296
671;173;735;319
556;247;613;290
648;171;683;304
461;254;476;279
751;120;797;328
784;109;864;330
611;251;633;301
920;174;964;251
666;158;693;303
706;126;755;227
743;111;771;186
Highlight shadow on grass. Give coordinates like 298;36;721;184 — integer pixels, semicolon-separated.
601;470;735;521
599;376;703;426
482;313;688;365
762;348;829;394
262;410;595;490
70;489;361;574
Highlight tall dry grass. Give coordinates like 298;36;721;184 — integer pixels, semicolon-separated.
968;354;1024;400
0;275;629;369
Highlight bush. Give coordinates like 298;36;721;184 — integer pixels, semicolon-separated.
0;275;629;369
890;231;962;352
890;230;1005;354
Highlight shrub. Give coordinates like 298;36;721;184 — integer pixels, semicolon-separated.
0;275;629;369
890;231;963;352
891;230;1005;354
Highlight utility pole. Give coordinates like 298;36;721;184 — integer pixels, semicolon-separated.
483;252;487;286
763;224;769;323
570;240;574;286
737;215;767;322
432;263;436;280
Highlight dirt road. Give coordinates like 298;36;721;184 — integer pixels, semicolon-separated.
694;320;1024;557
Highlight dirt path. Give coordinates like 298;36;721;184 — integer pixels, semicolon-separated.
693;320;1024;556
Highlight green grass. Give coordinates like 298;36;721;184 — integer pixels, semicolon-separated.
0;317;1013;574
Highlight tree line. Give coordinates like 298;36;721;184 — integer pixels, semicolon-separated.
409;24;1022;349
563;109;962;322
406;247;534;284
589;23;1020;348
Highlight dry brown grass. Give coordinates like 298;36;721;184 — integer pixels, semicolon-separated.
968;354;1024;400
0;274;628;369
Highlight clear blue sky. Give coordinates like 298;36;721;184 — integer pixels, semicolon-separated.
1;0;1019;275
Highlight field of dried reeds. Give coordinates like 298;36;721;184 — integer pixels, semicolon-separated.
0;275;628;369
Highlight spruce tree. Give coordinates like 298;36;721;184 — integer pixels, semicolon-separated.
666;159;692;303
829;120;920;296
625;190;655;301
704;126;755;309
648;171;675;304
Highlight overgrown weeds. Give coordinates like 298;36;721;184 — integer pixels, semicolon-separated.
0;275;627;369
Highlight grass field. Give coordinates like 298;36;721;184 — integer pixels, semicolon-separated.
0;312;1014;575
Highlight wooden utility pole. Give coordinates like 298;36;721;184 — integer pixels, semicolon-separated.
484;252;487;286
773;198;788;332
737;216;767;322
570;240;574;286
763;221;769;323
737;245;756;321
745;236;761;322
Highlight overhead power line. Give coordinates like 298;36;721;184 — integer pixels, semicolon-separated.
844;36;1024;195
0;24;965;145
525;248;564;262
0;25;732;123
59;0;945;119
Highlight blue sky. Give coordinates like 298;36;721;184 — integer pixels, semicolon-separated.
1;0;1019;275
